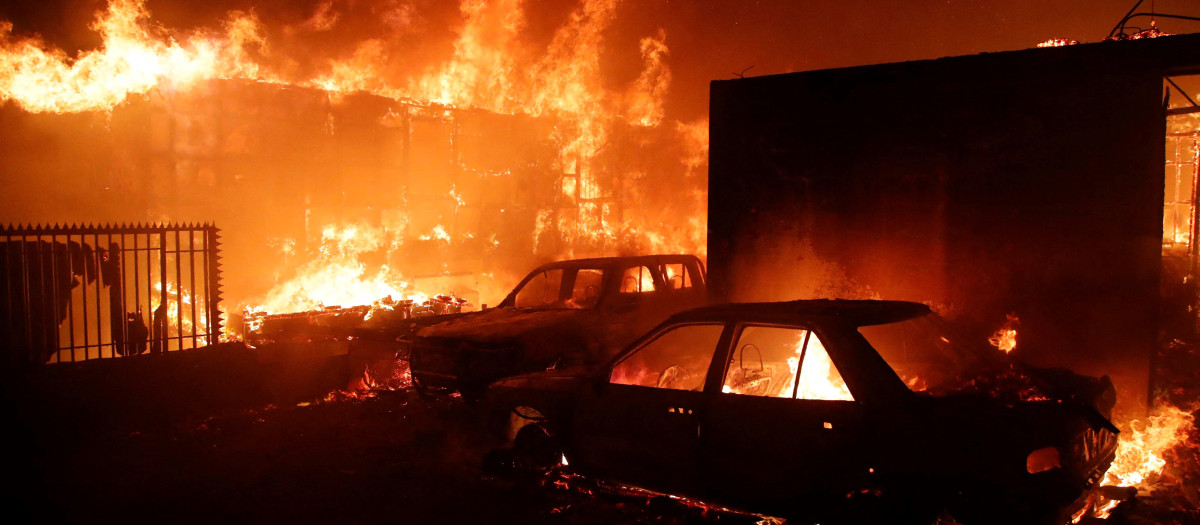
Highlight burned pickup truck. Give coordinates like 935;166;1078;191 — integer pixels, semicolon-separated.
410;254;707;400
485;300;1119;525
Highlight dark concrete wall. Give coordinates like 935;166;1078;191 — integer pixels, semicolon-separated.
709;35;1200;412
2;343;353;436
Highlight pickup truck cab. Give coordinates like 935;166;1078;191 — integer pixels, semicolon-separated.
410;254;707;400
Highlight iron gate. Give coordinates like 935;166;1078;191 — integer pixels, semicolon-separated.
1;223;223;366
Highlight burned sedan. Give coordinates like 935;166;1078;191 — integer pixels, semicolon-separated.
485;300;1119;525
410;254;707;400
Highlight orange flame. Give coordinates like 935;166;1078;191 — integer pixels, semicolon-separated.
1102;403;1196;489
250;223;428;314
722;333;853;401
788;335;853;401
1;0;708;316
0;0;273;113
987;313;1019;354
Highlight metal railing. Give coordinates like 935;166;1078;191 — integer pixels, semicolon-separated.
1;223;223;366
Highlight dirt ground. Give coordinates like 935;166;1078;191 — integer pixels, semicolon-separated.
4;378;1197;525
7;386;766;524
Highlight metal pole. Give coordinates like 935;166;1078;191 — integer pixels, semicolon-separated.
133;232;142;355
93;232;102;358
174;229;182;351
159;231;168;354
203;227;212;345
20;239;33;364
188;229;198;349
48;234;62;363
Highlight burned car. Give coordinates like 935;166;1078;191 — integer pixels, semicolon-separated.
485;300;1119;524
410;254;707;399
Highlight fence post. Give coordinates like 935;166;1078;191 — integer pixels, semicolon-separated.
205;225;224;346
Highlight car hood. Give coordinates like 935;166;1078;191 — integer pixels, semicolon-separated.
488;365;595;396
416;307;591;344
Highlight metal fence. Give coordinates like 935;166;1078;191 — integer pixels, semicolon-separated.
1;223;223;366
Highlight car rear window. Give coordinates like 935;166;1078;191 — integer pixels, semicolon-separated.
858;313;991;395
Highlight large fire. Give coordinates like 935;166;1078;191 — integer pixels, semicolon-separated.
977;316;1199;514
252;223;424;314
1103;404;1198;489
0;0;706;315
5;2;1199;518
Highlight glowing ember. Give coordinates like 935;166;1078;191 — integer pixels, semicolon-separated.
1037;38;1078;48
987;313;1019;354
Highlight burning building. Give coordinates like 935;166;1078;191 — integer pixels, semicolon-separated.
3;1;1200;521
0;0;707;354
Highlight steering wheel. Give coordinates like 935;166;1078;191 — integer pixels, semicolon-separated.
657;365;689;389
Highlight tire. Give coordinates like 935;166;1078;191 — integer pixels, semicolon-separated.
512;423;563;476
412;376;434;399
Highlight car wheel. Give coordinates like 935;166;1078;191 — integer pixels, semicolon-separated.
505;405;546;443
412;376;435;399
512;423;564;477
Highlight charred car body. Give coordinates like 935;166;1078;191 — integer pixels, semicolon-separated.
486;300;1119;524
410;254;708;399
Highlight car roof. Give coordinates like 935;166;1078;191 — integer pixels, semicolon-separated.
527;254;701;271
665;299;931;327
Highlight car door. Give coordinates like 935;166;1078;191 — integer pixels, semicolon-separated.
594;262;673;357
700;323;867;513
572;322;729;494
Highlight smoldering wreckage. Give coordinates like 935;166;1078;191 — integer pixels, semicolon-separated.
4;1;1200;524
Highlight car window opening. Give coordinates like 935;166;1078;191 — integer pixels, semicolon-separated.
661;263;693;290
514;267;605;309
620;265;656;294
721;326;853;401
609;323;724;391
858;312;999;396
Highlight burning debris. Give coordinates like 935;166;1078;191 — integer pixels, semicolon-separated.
242;294;468;347
987;313;1019;355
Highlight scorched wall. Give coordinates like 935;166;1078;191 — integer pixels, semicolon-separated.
709;33;1200;412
